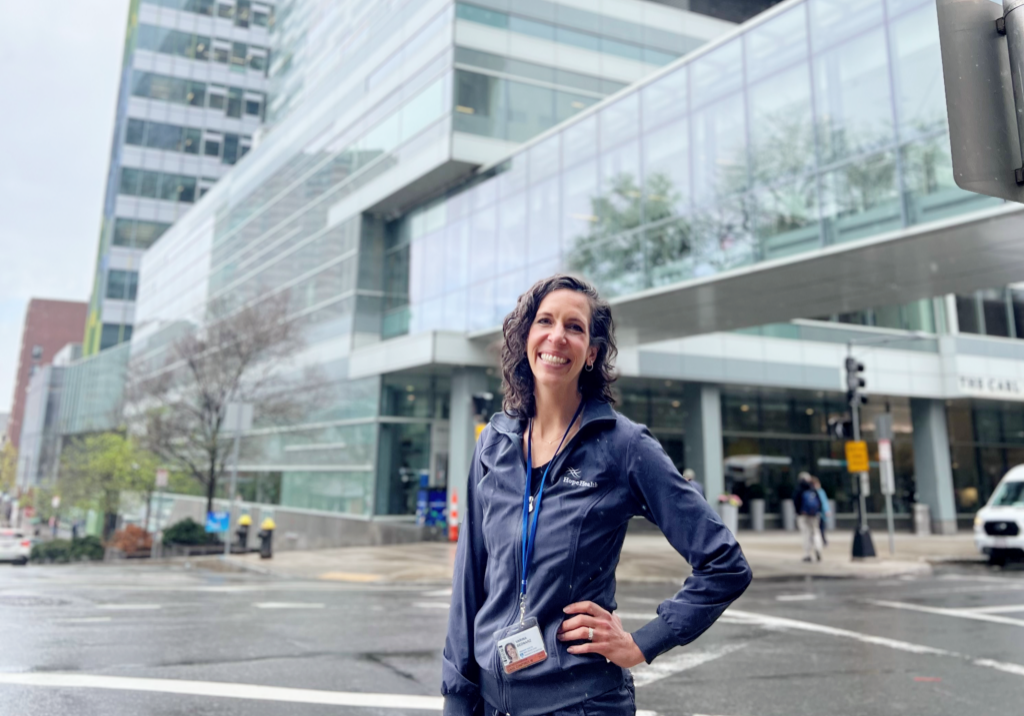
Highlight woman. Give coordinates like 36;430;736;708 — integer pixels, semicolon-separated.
442;275;751;716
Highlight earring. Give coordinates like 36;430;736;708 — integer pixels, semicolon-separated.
585;362;594;372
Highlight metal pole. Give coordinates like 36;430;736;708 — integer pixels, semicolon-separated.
224;411;241;558
151;489;163;560
884;493;896;555
848;344;876;559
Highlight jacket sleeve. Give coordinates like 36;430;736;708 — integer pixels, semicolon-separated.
441;435;488;716
625;427;752;663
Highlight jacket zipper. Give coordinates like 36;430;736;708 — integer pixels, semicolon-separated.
496;428;586;714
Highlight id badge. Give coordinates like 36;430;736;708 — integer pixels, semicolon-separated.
494;617;548;674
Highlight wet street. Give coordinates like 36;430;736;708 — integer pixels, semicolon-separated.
0;561;1022;716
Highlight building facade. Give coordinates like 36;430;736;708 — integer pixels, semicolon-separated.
5;300;88;451
102;0;1024;543
82;0;274;355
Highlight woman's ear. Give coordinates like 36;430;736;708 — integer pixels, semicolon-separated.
587;344;598;367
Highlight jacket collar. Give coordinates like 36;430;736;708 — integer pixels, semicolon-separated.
490;397;617;437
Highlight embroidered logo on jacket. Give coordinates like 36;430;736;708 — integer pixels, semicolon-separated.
562;467;597;488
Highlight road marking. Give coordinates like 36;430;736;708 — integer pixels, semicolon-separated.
775;594;817;602
616;611;658;621
726;609;954;656
869;600;1024;628
727;608;1024;681
423;589;452;598
318;572;383;583
632;643;746;687
95;604;161;611
412;602;450;610
959;604;1024;615
54;617;113;624
0;673;442;710
252;602;325;609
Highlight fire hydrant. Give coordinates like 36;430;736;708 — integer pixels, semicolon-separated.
236;514;252;553
258;517;276;559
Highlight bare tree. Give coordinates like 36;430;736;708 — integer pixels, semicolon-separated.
126;296;322;514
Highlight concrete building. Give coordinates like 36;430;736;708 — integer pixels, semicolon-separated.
6;300;88;451
51;0;1024;547
82;0;274;355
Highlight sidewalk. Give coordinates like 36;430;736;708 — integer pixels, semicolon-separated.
215;529;982;584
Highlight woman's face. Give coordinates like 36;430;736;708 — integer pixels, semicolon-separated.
526;289;598;393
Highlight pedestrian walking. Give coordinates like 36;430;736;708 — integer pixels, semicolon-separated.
794;472;823;562
681;468;705;498
442;275;752;716
812;476;829;547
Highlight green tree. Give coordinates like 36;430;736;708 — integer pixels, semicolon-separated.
0;443;16;495
58;433;158;540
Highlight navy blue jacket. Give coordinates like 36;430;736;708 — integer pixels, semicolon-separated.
442;400;752;716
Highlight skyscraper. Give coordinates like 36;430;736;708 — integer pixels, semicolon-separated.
82;0;274;355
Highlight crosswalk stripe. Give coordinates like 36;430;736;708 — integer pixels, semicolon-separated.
0;673;442;711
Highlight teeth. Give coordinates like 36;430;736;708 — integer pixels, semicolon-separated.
539;353;569;365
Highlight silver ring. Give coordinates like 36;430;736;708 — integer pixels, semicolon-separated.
588;627;594;641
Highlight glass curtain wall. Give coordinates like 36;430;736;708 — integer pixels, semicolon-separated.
947;400;1024;512
388;0;1001;336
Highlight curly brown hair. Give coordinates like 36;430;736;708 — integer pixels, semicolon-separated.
500;274;617;418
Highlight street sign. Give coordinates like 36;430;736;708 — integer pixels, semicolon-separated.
937;0;1024;202
205;511;230;533
845;441;870;473
878;439;896;496
155;469;169;488
225;402;254;434
874;414;894;441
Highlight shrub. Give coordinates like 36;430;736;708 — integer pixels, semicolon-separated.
109;525;152;554
70;535;105;561
30;539;72;563
30;536;106;563
162;518;221;547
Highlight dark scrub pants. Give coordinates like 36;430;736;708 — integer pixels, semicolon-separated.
486;676;636;716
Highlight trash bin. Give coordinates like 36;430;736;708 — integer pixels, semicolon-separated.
258;517;276;559
913;503;931;536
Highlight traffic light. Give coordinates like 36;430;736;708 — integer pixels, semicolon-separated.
845;357;867;407
828;417;854;440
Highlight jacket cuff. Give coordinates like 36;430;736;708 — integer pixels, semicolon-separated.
443;693;482;716
631;613;679;664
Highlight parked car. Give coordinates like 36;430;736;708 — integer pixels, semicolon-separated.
975;466;1024;566
0;528;31;565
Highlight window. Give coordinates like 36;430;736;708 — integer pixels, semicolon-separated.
100;324;124;351
204;138;221;157
130;71;263;118
106;270;139;301
183;127;201;154
217;2;233;19
223;134;240;164
245;99;261;116
250;53;267;72
227;87;243;118
231;42;247;68
956;294;981;334
113;219;171;248
253;8;270;26
236;0;251;27
118;168;197;203
31;346;43;360
125;118;145;145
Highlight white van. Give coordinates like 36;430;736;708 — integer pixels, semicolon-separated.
974;466;1024;566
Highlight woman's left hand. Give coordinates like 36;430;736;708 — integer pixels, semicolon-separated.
557;601;646;668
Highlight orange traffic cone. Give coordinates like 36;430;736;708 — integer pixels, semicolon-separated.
449;490;460;542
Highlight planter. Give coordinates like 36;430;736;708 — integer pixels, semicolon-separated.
719;503;739;534
781;499;796;531
750;499;766;532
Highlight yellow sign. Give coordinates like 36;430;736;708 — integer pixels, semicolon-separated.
845;441;869;473
475;423;486;441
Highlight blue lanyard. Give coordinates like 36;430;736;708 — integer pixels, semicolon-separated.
520;400;585;616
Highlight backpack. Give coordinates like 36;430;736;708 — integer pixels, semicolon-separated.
800;488;821;517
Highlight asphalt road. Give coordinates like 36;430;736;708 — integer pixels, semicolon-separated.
0;560;1022;716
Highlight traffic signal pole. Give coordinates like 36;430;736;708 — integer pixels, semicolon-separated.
846;351;876;559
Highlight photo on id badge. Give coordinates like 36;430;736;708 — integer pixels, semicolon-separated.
496;617;548;674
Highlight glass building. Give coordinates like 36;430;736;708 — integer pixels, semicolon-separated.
106;0;1024;541
82;0;275;355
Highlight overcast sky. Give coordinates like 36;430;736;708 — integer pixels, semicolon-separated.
0;0;131;411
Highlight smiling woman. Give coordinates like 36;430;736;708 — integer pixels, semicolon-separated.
441;274;753;716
